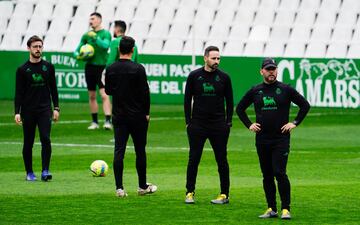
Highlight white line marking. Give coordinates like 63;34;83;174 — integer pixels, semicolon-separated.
0;112;358;126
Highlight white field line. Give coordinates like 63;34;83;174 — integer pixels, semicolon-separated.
0;141;358;155
0;112;358;126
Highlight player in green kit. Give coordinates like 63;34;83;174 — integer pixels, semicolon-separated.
106;20;138;67
74;12;112;130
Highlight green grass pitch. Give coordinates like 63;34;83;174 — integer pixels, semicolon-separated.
0;100;359;224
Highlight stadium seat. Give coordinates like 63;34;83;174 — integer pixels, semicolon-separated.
229;24;250;41
258;0;279;10
0;17;8;31
182;39;204;55
173;7;195;23
179;0;199;10
253;9;275;26
168;22;190;39
128;21;150;40
0;1;14;19
199;0;219;9
283;41;306;57
12;2;34;19
213;8;235;25
218;0;239;10
273;11;296;26
52;2;74;19
188;23;211;40
48;17;70;35
243;41;265;56
347;44;360;58
6;17;28;33
194;7;215;25
319;0;341;12
62;32;82;52
289;25;312;42
153;5;176;22
159;0;180;8
248;25;270;42
340;0;360;12
326;43;348;58
43;33;64;51
132;3;156;22
305;42;327;58
205;39;224;51
310;26;333;42
208;23;230;40
336;10;358;26
278;0;299;11
232;8;255;26
142;38;164;54
331;26;353;43
293;11;316;26
26;17;48;35
96;3;115;21
223;41;244;56
269;26;291;42
32;1;54;19
314;11;337;26
299;0;321;11
264;41;285;57
68;18;89;35
148;22;170;39
0;32;23;50
162;38;184;54
113;3;135;22
239;0;260;11
73;3;96;20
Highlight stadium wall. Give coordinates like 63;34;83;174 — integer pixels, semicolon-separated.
0;51;358;108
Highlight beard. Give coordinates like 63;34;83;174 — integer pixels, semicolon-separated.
31;51;41;59
210;63;218;70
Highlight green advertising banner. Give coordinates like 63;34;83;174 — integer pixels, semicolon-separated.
0;51;359;108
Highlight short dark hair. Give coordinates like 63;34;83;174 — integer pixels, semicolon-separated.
114;20;127;33
90;12;102;19
27;35;43;47
119;36;135;54
204;46;219;56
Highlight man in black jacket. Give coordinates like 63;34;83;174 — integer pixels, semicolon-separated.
184;46;233;204
236;58;310;219
105;36;157;197
14;35;59;182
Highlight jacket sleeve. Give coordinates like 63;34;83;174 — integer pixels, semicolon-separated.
236;88;254;128
224;75;234;125
139;66;150;115
49;64;59;108
14;67;25;114
184;73;193;125
289;86;310;126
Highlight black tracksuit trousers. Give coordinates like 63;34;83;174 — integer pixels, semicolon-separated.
113;117;148;190
256;140;291;211
22;110;52;173
186;125;230;196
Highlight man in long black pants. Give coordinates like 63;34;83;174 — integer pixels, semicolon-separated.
236;58;310;219
105;36;157;197
184;46;233;204
14;35;59;182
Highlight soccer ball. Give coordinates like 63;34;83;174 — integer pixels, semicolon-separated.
79;44;95;59
90;160;108;177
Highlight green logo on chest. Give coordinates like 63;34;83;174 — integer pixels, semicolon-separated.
32;73;44;82
203;82;215;93
262;96;277;110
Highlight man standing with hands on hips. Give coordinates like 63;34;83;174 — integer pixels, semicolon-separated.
184;46;233;204
236;58;310;219
14;35;59;182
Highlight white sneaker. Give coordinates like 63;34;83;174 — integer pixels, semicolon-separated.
103;121;112;130
116;188;128;197
138;183;157;195
185;192;195;204
88;122;99;130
